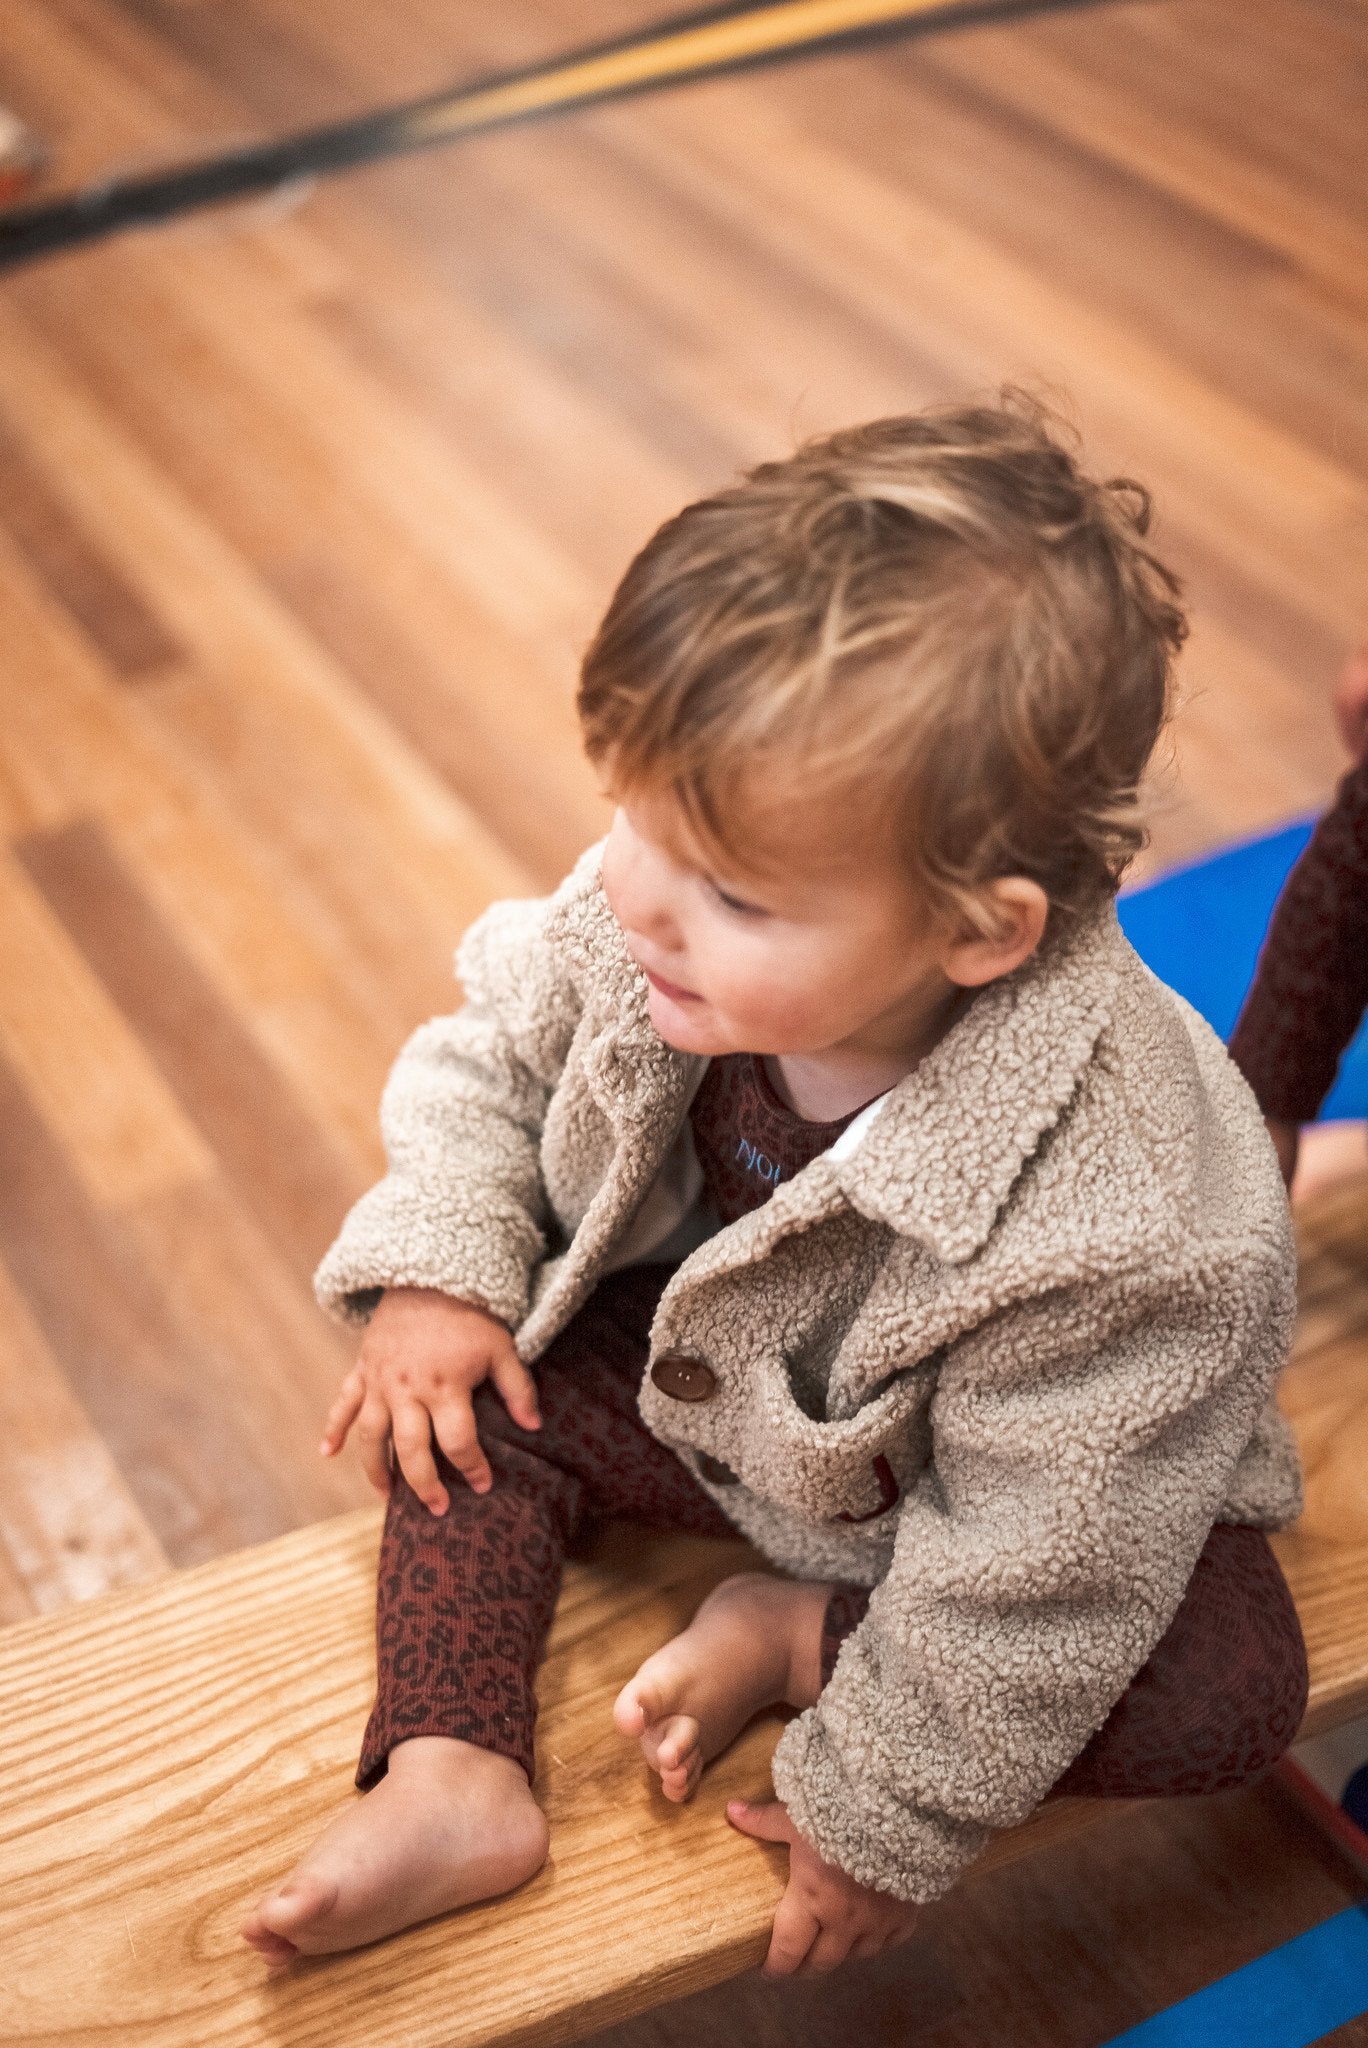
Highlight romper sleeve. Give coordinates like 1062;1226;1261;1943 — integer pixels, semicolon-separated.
769;1236;1296;1903
1229;755;1368;1123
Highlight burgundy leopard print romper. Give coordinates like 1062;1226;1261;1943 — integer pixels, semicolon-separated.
359;1052;1307;1803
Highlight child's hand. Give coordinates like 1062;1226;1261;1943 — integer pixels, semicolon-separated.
320;1287;540;1512
727;1799;920;1975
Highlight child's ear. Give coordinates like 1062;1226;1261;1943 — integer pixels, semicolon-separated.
944;878;1050;988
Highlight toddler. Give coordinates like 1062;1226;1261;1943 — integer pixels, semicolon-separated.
243;397;1306;1975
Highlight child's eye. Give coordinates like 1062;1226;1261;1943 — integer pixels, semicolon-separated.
712;883;766;917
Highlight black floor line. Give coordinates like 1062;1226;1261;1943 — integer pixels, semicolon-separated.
0;0;1107;272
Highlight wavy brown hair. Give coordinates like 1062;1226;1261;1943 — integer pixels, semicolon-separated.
578;392;1186;933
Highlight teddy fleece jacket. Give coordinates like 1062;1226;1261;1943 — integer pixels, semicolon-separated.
316;843;1301;1903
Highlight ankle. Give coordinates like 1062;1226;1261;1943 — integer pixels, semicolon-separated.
386;1736;531;1798
781;1580;835;1711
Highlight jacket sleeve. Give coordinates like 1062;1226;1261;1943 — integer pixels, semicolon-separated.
770;1241;1296;1903
313;877;588;1332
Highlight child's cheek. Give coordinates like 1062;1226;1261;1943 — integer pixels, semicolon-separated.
709;951;819;1050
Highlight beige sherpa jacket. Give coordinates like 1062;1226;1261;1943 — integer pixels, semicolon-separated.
316;843;1301;1903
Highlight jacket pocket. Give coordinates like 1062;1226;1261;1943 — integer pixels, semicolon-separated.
834;1454;902;1523
642;1340;930;1527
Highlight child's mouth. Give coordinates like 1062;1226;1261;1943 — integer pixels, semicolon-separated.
644;968;701;1004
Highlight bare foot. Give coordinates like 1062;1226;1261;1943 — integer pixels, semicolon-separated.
240;1737;548;1963
613;1573;831;1802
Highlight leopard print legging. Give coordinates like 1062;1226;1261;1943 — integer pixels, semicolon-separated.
358;1263;1307;1799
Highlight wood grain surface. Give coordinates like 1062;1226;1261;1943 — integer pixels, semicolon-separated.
0;0;1365;2041
1273;1176;1368;1736
0;1513;1107;2048
0;1179;1362;2048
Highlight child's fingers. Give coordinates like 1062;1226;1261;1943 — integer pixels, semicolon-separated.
798;1925;856;1976
883;1910;920;1951
431;1395;494;1496
727;1799;796;1845
763;1894;820;1978
390;1402;451;1515
353;1388;396;1496
489;1350;541;1430
319;1369;366;1455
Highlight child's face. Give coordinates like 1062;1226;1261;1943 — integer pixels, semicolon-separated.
600;790;958;1064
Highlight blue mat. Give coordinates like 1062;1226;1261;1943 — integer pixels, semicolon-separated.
1117;818;1368;1123
1101;1900;1368;2047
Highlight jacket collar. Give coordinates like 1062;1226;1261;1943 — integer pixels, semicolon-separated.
548;843;1126;1264
543;844;703;1126
829;905;1126;1261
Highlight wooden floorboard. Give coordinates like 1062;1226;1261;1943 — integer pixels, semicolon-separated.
0;408;182;679
0;0;1366;2037
18;817;367;1287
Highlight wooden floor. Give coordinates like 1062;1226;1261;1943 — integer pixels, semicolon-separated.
0;0;1366;2039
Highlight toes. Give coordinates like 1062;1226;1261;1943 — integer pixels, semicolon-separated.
255;1874;339;1942
612;1682;648;1738
244;1927;300;1966
613;1672;671;1739
241;1908;300;1965
659;1752;703;1803
647;1714;701;1774
644;1713;703;1801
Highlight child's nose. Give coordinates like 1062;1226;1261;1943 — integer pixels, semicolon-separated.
616;845;684;948
628;883;683;950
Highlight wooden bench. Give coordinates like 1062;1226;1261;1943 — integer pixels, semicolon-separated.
1;1176;1365;2048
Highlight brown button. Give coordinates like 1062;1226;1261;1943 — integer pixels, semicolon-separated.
696;1451;739;1486
650;1352;717;1403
